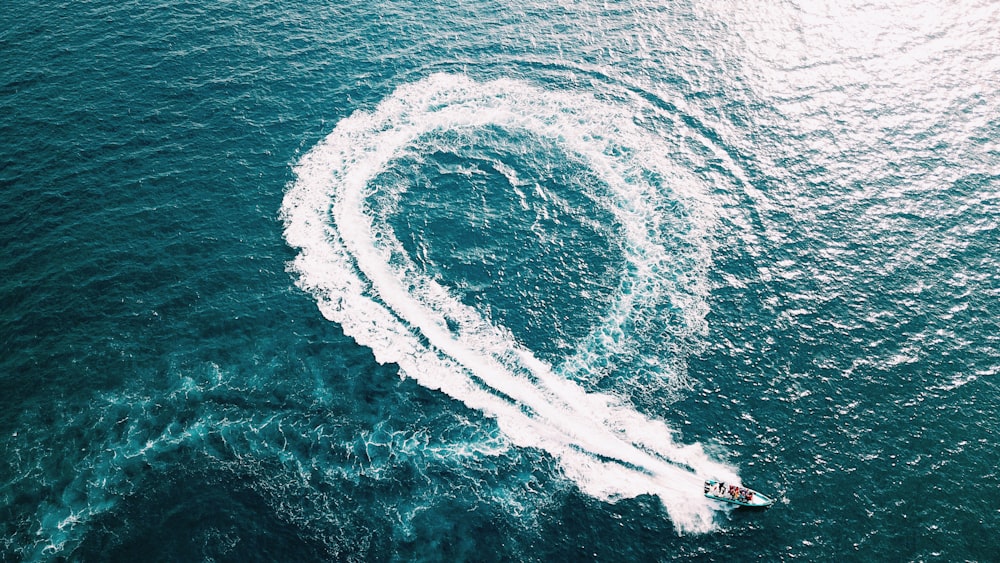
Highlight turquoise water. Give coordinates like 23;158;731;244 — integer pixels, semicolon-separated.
2;0;999;560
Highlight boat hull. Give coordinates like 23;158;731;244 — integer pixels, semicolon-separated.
704;479;774;508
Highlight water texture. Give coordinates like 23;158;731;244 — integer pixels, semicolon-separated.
2;0;998;560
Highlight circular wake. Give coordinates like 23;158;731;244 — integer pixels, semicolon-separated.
282;73;736;533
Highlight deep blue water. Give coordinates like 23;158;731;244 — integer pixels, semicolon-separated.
2;0;999;560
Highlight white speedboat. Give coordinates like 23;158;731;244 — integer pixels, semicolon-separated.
704;479;774;508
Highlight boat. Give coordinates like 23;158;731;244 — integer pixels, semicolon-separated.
704;479;775;508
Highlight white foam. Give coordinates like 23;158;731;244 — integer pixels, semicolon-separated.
282;73;736;533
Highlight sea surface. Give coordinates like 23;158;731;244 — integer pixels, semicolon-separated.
2;0;999;560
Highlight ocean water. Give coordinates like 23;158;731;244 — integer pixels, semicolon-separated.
2;0;998;560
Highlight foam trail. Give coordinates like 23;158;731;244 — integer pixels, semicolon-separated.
283;74;737;533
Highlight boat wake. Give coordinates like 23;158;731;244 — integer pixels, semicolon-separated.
282;73;738;533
